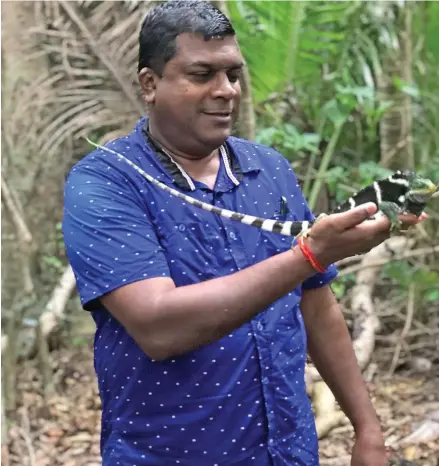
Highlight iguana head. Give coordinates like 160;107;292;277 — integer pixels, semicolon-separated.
405;172;437;204
393;170;438;218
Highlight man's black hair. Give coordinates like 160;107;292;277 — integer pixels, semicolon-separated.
138;1;235;75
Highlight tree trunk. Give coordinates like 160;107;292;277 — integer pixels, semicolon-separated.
377;2;414;170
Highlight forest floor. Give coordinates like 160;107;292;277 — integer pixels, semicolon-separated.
4;341;439;466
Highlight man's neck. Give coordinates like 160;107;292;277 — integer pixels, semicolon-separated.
148;119;219;160
147;120;221;189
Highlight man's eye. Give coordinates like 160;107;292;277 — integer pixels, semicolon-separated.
228;73;241;83
191;72;211;80
227;69;242;83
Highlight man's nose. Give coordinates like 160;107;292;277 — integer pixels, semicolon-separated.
212;73;238;99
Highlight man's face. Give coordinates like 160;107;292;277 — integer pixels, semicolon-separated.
140;33;243;155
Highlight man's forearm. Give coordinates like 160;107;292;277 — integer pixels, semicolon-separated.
106;246;316;360
301;286;381;434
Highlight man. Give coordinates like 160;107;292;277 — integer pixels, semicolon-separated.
62;2;423;465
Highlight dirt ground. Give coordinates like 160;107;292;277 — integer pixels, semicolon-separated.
4;342;439;466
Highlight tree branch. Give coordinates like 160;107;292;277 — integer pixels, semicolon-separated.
1;174;37;295
338;244;439;277
388;282;416;375
59;1;144;117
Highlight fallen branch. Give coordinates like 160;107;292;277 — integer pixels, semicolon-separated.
1;265;77;361
39;265;76;338
398;418;439;448
313;381;348;439
338;244;438;277
320;456;351;466
37;321;53;396
1;335;9;355
1;174;37;295
307;236;416;385
307;236;415;438
388;283;416;375
335;253;367;267
19;403;36;466
351;236;415;371
1;390;9;466
0;175;32;245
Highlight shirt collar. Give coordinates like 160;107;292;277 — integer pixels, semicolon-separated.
140;118;260;192
225;136;262;174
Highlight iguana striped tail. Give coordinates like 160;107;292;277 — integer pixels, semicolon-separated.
85;139;313;237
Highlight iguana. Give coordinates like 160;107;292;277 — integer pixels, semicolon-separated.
85;139;437;239
330;169;437;230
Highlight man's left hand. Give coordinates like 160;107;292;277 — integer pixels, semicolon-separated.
351;429;389;466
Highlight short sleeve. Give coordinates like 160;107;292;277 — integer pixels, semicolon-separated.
62;158;171;310
277;156;338;290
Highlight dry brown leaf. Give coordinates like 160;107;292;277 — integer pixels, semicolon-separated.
45;428;64;438
403;445;418;460
400;420;439;447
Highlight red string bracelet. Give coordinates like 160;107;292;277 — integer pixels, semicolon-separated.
297;236;327;273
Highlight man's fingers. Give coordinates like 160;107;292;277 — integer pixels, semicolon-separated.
399;211;428;224
333;202;378;231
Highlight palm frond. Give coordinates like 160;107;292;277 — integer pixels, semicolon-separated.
227;1;359;104
8;0;154;167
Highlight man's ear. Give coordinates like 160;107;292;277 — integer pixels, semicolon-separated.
138;67;159;106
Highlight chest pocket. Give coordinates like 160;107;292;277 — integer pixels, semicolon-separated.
255;208;299;259
154;214;223;283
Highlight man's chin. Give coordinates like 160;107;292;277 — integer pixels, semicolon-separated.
205;130;231;148
197;122;231;143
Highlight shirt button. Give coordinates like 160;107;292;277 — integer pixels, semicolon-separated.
262;377;268;385
257;322;263;331
178;224;186;232
229;231;236;240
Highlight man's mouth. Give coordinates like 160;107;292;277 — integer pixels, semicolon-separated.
203;111;233;124
204;111;232;117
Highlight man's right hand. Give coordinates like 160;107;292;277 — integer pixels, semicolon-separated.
306;202;425;266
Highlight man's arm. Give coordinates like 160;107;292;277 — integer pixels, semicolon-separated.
300;285;382;436
102;247;316;360
101;204;398;361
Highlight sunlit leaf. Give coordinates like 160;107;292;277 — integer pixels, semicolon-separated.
321;98;350;126
228;1;353;103
393;77;421;99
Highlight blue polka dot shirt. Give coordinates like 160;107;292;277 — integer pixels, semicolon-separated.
62;117;338;465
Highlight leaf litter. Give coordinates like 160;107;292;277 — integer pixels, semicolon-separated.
4;342;439;466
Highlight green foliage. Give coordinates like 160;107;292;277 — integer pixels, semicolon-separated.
256;124;321;159
55;221;65;252
421;2;439;63
42;255;64;272
255;79;392;208
331;273;356;300
71;337;90;346
41;222;66;277
383;262;439;310
234;0;416;210
227;0;305;103
245;0;439;221
227;1;356;104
